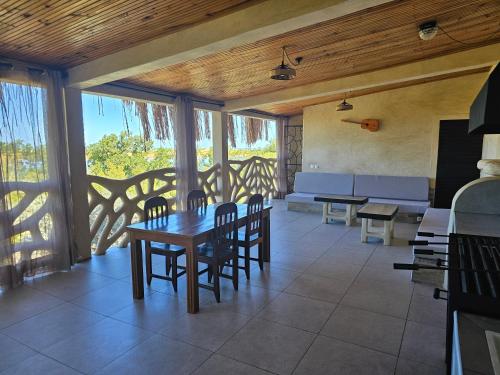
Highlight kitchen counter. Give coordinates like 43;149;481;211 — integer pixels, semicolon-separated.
455;312;500;375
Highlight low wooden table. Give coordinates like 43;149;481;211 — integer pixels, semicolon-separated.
314;194;368;226
357;203;399;245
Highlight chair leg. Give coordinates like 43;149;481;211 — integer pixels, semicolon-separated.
258;243;264;270
213;262;220;303
145;248;152;285
232;254;239;290
165;257;171;276
208;266;213;283
244;246;250;280
171;256;178;292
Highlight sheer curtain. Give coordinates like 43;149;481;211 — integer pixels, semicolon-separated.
174;95;198;211
276;116;289;198
0;67;74;290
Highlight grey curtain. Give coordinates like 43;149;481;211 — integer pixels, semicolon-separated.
276;116;289;198
0;68;73;290
174;95;198;211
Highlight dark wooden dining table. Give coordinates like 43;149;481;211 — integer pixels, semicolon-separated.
126;203;272;313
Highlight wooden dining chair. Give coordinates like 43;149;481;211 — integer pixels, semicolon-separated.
144;196;186;292
197;202;239;302
238;194;264;279
187;189;208;211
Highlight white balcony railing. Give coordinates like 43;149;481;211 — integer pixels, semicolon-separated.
228;156;278;202
86;158;276;255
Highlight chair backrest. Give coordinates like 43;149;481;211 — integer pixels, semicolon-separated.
144;196;169;222
212;202;238;255
246;194;264;239
187;189;208;211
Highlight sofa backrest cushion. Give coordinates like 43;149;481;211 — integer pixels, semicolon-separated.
354;175;429;201
294;172;354;195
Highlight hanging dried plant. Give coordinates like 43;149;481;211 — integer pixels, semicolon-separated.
134;101;151;142
227;114;236;147
97;96;104;116
151;104;170;141
193;109;201;141
203;110;211;139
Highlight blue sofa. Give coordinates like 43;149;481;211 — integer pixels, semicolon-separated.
354;175;430;215
285;172;354;207
286;172;430;215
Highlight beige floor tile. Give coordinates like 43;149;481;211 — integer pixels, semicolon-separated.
218;318;315;375
321;305;405;355
192;354;270;375
97;334;210;375
42;318;152;373
294;335;397;375
161;309;251;351
399;321;446;368
257;293;335;333
285;273;351;303
2;303;105;351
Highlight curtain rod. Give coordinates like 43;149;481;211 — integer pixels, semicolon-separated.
0;57;57;73
103;82;224;107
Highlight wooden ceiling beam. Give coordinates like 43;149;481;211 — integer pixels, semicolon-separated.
222;43;500;112
65;0;393;88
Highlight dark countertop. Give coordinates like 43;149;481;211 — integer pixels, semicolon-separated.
454;213;500;238
456;312;500;375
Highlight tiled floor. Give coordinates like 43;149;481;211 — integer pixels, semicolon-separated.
0;200;446;374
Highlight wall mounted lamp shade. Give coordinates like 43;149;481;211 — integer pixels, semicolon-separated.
336;98;353;111
418;21;438;40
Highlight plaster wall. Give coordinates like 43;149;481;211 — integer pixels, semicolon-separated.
302;73;490;186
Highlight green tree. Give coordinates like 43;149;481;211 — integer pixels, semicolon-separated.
86;132;175;178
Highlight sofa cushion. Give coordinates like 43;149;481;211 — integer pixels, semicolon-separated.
285;192;319;204
285;193;345;209
294;172;354;196
368;198;430;214
355;175;429;201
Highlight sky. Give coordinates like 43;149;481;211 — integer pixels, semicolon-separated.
82;93;275;150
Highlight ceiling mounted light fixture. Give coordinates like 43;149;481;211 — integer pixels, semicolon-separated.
336;93;353;111
270;46;303;80
418;20;438;40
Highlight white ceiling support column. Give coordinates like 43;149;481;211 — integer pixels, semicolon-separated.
64;87;92;261
66;0;393;88
212;111;230;202
223;43;500;112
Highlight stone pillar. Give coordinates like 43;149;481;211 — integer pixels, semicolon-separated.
64;88;92;261
212;111;230;202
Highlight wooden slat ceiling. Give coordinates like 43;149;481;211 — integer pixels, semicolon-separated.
123;0;500;113
0;0;257;67
257;67;492;116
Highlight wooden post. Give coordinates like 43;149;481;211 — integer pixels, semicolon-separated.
64;88;92;261
212;111;230;202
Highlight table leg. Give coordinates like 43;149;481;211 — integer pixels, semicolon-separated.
263;213;271;262
185;241;199;314
361;218;368;243
322;203;328;224
345;204;353;226
130;235;144;299
383;220;392;246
